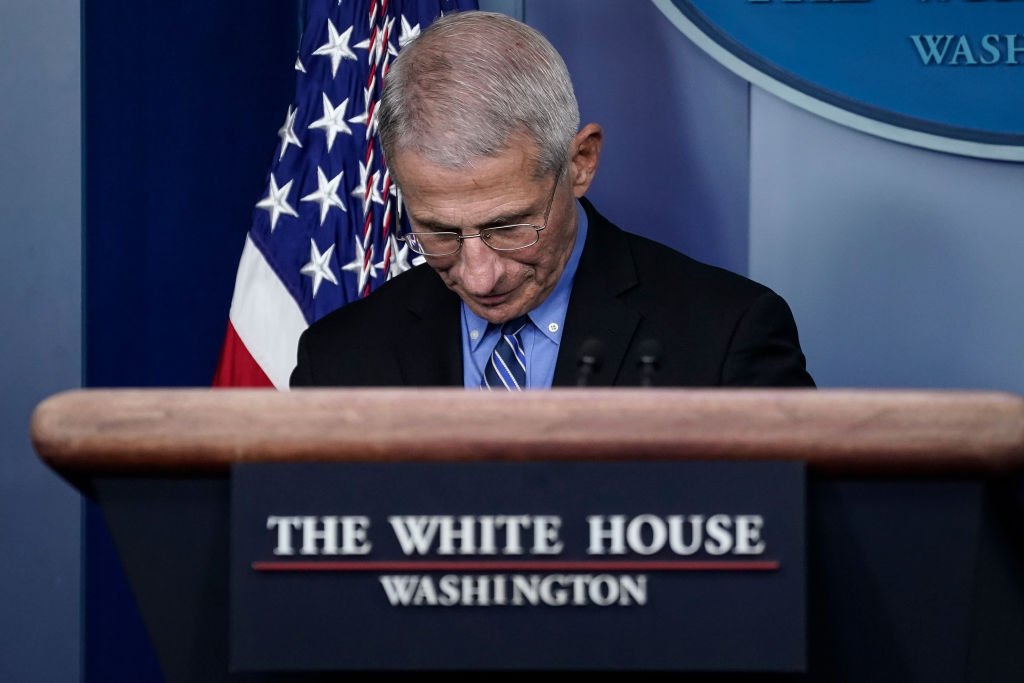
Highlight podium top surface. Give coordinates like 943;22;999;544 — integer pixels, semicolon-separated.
29;387;1024;476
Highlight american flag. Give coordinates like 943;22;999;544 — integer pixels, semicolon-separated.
213;0;477;388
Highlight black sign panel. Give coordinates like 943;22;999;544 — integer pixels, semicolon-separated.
230;460;805;672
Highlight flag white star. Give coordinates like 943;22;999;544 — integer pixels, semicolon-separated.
398;15;421;48
357;16;395;65
312;19;357;78
347;85;373;134
255;173;299;231
342;238;378;292
300;239;339;297
355;30;382;65
308;93;353;152
294;55;306;73
375;235;415;280
277;105;302;161
301;167;347;225
351;161;385;215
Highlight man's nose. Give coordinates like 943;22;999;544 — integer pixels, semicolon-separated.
452;236;501;294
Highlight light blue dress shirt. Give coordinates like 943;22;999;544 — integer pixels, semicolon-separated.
461;200;589;389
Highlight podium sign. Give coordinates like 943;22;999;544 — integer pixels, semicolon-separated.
230;460;805;672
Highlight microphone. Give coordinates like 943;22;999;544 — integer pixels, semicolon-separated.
636;338;662;387
576;338;605;387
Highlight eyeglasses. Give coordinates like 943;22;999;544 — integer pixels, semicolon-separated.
401;168;562;257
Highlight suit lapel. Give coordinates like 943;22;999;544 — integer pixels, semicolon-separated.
553;199;641;387
395;268;464;386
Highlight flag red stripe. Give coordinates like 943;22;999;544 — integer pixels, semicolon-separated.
212;322;275;388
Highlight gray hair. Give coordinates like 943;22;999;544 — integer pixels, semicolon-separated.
378;10;580;177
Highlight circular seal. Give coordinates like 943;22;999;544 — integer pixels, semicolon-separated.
652;0;1024;161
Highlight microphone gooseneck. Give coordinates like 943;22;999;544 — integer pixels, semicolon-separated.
576;338;606;387
636;338;662;387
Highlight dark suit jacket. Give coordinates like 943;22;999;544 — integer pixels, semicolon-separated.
290;198;814;388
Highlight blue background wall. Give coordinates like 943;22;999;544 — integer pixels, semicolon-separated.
2;0;1022;681
749;88;1024;391
0;2;82;681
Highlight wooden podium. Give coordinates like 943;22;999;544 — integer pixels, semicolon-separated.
31;388;1024;681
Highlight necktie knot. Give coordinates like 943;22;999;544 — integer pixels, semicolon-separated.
501;315;529;337
482;315;530;391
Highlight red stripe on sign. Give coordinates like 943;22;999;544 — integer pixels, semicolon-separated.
251;560;781;572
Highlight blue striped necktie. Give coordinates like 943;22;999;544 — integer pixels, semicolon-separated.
482;316;529;391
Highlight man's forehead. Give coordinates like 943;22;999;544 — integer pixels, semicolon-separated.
390;135;545;183
398;161;537;200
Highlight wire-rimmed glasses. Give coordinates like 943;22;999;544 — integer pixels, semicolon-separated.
401;168;561;257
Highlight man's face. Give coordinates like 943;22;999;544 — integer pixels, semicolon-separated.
390;138;578;325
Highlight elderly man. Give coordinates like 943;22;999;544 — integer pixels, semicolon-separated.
290;10;814;389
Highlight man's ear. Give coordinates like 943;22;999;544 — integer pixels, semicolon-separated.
569;123;603;198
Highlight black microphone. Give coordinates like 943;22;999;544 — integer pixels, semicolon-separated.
576;338;605;387
636;338;662;387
